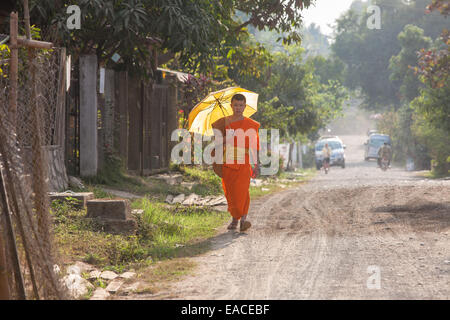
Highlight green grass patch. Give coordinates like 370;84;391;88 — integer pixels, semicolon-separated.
176;165;223;196
134;198;228;259
51;197;228;273
75;162;224;201
416;170;450;179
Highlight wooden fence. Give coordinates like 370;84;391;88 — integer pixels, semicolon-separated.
67;56;180;177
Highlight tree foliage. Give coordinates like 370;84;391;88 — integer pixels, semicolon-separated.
251;46;347;140
23;0;314;77
389;25;432;103
234;0;313;45
332;0;448;110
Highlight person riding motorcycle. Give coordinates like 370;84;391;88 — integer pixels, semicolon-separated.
377;142;392;167
322;143;331;170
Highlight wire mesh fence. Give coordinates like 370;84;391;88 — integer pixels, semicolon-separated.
0;46;68;299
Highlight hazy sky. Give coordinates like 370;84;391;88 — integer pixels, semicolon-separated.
302;0;357;36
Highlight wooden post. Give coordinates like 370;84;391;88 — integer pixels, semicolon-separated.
0;234;10;300
17;38;53;49
115;71;129;163
0;169;26;299
9;12;18;127
79;55;98;177
23;0;31;40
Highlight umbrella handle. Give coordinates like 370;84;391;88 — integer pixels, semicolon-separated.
214;97;228;118
214;97;229;135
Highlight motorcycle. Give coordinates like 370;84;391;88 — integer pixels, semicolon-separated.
380;156;389;171
323;159;330;174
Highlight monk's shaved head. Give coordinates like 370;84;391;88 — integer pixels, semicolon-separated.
231;93;246;104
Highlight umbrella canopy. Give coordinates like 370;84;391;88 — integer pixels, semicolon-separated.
188;87;258;136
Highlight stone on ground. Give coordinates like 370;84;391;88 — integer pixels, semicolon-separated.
250;179;263;187
119;272;136;280
165;194;174;204
172;194;185;204
106;279;124;294
100;270;118;281
131;209;144;215
152;173;183;185
66;265;81;275
182;193;200;206
208;196;227;206
63;274;94;299
90;288;110;300
88;270;101;280
118;281;145;296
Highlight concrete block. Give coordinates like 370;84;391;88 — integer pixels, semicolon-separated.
95;219;137;235
49;192;94;210
86;199;137;234
86;199;131;220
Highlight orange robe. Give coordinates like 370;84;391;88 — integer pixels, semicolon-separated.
220;118;260;220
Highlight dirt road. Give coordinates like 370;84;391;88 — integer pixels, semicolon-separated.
145;135;450;299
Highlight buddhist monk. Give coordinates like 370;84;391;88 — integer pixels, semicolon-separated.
212;93;260;232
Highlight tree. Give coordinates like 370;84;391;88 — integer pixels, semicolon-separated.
251;46;347;140
413;27;449;133
426;0;450;15
307;55;346;85
27;0;231;76
24;0;315;78
234;0;313;45
332;0;448;110
389;25;432;103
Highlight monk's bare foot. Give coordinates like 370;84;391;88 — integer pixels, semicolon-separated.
227;219;238;230
240;220;251;232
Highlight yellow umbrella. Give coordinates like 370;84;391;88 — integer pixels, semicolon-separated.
188;87;258;136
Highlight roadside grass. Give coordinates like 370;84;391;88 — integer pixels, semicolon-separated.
51;197;228;275
249;168;316;199
78;161;223;201
416;170;450;180
177;165;222;194
54;165;314;295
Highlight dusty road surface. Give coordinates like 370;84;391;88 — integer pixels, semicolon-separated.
139;135;450;299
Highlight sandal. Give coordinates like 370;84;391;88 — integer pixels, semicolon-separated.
227;219;238;230
240;220;251;232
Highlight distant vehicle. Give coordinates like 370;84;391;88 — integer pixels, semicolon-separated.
364;134;391;161
315;138;346;170
319;135;343;143
367;129;378;136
